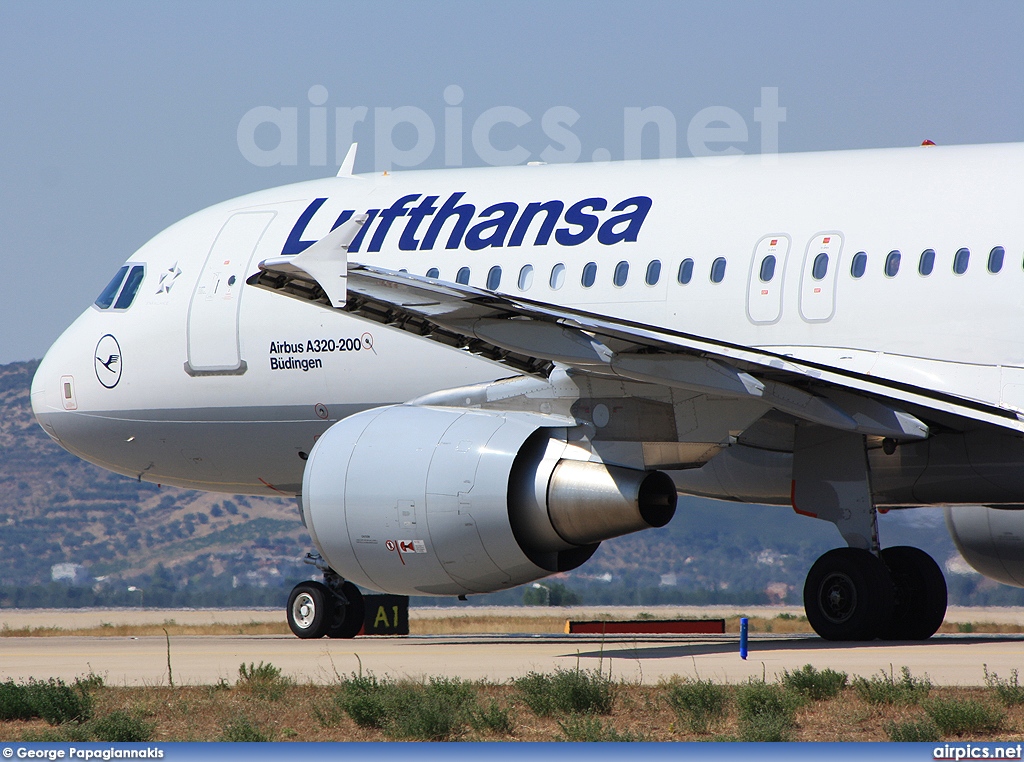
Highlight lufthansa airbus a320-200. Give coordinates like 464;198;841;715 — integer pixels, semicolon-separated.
30;141;1024;641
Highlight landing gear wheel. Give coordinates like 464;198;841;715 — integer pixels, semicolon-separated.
287;581;333;639
881;546;947;640
804;547;895;641
327;581;365;639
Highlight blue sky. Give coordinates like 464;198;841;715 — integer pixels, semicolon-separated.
2;1;1023;364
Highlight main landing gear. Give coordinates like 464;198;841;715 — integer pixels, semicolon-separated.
803;545;946;641
794;425;947;641
286;562;365;639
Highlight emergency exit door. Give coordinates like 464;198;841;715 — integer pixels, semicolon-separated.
746;235;789;324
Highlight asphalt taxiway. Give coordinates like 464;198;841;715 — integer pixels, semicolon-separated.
0;632;1021;687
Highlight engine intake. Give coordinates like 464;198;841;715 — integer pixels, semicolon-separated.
301;405;677;596
945;505;1024;587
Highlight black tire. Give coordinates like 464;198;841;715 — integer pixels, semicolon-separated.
881;546;947;640
327;581;365;639
287;581;333;639
804;547;895;641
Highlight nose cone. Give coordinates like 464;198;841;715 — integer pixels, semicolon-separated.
31;334;68;444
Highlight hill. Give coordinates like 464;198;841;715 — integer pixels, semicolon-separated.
1;360;1021;607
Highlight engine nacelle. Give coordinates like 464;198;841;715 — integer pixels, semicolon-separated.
301;405;677;596
945;505;1024;587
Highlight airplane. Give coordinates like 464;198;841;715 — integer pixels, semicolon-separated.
29;140;1024;642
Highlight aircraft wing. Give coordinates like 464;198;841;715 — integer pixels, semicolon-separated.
249;260;1024;439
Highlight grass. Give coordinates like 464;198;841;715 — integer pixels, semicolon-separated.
0;620;290;638
3;664;1024;742
4;612;1024;637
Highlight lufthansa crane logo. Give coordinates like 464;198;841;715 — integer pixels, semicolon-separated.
94;334;123;389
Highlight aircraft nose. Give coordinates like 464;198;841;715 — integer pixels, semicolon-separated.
31;339;66;444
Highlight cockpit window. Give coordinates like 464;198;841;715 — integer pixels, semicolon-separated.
95;264;145;311
113;266;146;309
95;266;129;309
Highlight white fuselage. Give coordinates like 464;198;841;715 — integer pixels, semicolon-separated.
30;143;1024;499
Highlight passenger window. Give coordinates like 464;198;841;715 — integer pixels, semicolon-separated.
850;252;867;279
456;267;471;285
953;247;970;275
613;261;629;287
426;267;440;279
95;266;129;309
518;264;534;290
918;249;935;276
113;265;146;310
581;262;597;288
759;255;776;282
486;265;502;290
645;260;661;286
677;258;694;285
811;252;829;281
884;250;901;278
549;263;565;290
710;257;727;283
988;246;1005;274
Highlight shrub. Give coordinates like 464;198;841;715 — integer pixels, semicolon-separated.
0;681;35;721
89;711;155;742
20;724;91;742
556;715;640;742
853;666;931;705
514;668;614;716
781;664;847;701
664;678;729;733
924;698;1005;735
237;661;290;701
735;681;798;742
387;677;478;741
25;678;93;725
472;700;514;735
238;661;282;684
75;673;105;693
885;717;940;742
219;714;272;742
984;666;1024;706
336;673;484;741
337;673;392;729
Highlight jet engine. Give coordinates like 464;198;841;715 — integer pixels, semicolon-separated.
300;405;677;596
945;505;1024;587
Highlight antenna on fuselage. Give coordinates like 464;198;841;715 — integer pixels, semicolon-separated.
337;143;358;177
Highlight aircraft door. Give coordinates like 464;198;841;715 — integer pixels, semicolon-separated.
745;235;789;324
186;212;275;375
799;232;844;323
